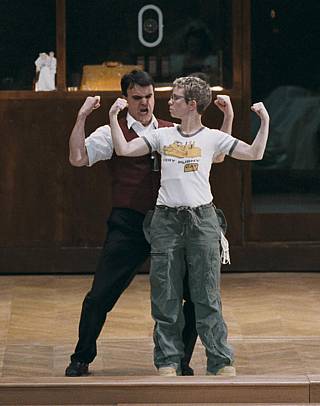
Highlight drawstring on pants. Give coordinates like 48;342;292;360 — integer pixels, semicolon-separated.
220;232;231;264
177;206;201;230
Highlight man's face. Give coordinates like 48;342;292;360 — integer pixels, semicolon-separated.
168;86;189;119
126;84;155;126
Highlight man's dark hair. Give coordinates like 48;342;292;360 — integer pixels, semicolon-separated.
121;70;154;96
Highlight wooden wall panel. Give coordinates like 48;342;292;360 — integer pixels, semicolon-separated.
247;213;320;242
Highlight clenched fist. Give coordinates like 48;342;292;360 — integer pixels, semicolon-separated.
214;95;234;116
109;98;128;118
251;102;269;121
78;96;101;117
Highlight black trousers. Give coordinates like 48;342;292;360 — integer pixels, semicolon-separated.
71;208;197;366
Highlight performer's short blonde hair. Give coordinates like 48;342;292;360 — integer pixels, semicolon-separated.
173;76;212;114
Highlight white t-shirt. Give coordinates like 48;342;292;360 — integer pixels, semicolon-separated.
85;113;159;166
143;126;238;207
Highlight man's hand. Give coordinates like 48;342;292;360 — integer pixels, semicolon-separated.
214;95;234;117
213;153;225;164
251;102;269;121
78;96;101;118
109;98;128;119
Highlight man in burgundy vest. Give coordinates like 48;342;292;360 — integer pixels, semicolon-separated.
66;70;233;377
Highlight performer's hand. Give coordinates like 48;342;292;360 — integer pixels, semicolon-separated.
251;102;269;121
78;96;100;117
109;98;128;118
213;153;225;163
214;95;233;116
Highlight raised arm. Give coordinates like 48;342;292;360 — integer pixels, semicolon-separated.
109;98;149;157
215;95;234;135
213;94;234;163
231;102;270;160
69;96;100;166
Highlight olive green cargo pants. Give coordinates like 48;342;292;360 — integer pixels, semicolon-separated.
148;203;234;374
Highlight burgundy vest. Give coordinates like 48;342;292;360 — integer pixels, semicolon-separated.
109;117;174;214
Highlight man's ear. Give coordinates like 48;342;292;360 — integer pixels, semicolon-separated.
188;100;197;111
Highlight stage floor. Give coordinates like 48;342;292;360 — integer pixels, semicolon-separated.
1;272;320;378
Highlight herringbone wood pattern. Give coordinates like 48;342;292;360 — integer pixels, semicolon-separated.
1;273;320;377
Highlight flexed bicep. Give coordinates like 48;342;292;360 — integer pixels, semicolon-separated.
230;102;270;161
230;140;255;160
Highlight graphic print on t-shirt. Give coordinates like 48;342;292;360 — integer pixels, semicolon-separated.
163;141;202;159
184;162;199;172
162;140;201;173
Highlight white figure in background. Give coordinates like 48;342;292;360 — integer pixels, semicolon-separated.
48;51;57;90
35;51;56;91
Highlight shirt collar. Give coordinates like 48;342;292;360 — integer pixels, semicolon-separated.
126;112;158;130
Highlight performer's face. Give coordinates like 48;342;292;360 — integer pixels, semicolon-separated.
126;84;155;126
168;87;189;119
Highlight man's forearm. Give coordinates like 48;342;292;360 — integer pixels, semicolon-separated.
231;118;269;161
109;116;129;156
109;98;149;157
250;118;269;160
69;113;88;166
231;102;269;161
214;112;234;163
220;112;234;135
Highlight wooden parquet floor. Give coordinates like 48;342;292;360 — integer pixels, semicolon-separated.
1;272;320;378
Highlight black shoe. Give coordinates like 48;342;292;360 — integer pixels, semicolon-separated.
65;360;89;377
181;364;194;376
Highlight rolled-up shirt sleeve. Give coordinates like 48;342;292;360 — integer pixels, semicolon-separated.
212;130;239;159
85;125;114;166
